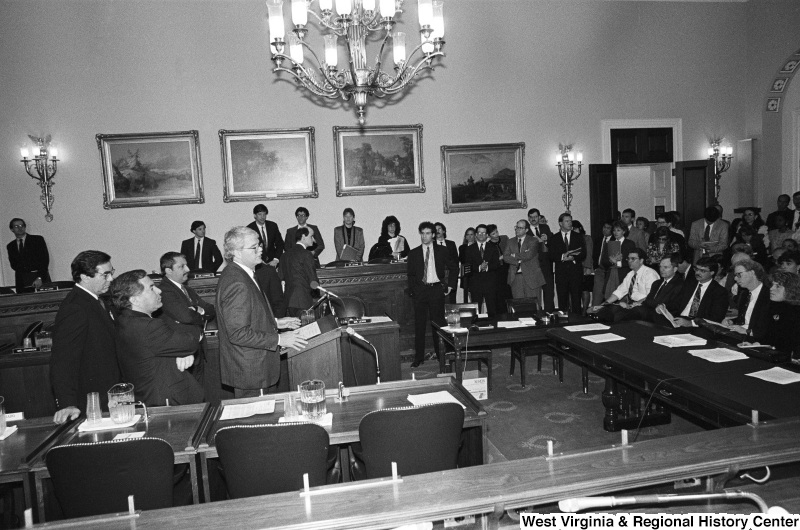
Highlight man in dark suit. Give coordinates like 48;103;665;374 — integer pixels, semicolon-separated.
617;253;684;322
527;208;555;311
548;213;587;314
592;221;613;307
216;227;305;397
434;222;460;304
179;221;224;272
285;207;325;266
7;218;51;290
281;227;320;317
464;224;501;317
159;252;219;402
246;204;284;267
766;194;792;231
255;263;287;318
111;270;204;407
722;259;771;339
50;250;119;423
407;221;458;368
654;256;728;327
506;220;546;301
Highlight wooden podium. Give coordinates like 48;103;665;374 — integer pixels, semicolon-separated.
285;315;344;390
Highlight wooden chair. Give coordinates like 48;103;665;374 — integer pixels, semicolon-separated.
505;297;557;387
441;304;493;390
45;437;174;519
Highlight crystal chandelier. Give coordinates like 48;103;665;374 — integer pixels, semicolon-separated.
266;0;445;125
555;144;583;213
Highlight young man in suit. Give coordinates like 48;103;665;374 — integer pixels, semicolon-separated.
654;256;728;327
464;224;501;317
159;252;220;402
621;208;649;251
505;219;546;301
688;206;729;263
216;227;305;397
435;222;460;304
111;270;204;407
281;227;320;317
407;221;458;368
50;250;119;423
180;220;224;272
246;204;284;268
527;208;555;311
548;213;587;314
722;259;771;339
333;207;365;262
6;218;51;290
285;207;325;266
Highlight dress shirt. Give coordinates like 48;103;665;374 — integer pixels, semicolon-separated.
75;282;99;301
612;266;659;302
743;282;764;328
167;278;190;299
679;280;711;317
423;243;439;283
232;259;259;288
194;237;204;269
598;236;610;267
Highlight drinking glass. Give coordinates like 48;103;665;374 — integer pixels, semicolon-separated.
445;308;460;327
284;392;301;420
86;392;102;425
107;383;135;424
301;309;316;326
0;396;6;436
299;380;326;420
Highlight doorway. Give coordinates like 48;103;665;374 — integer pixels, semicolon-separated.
617;163;673;222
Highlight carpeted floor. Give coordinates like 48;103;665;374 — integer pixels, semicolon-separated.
401;346;705;462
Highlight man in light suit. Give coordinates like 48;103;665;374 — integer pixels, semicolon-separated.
246;204;284;267
281;227;320;318
527;209;555;311
179;220;224;273
688;206;729;263
285;207;325;266
505;220;546;301
216;227;305;397
333;207;365;261
548;213;587;314
7;218;51;290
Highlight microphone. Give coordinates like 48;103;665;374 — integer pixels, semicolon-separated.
310;281;341;299
559;491;772;513
346;326;381;384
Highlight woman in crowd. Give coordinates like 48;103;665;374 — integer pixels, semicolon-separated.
729;225;769;268
571;220;594;314
601;221;636;298
370;215;410;261
729;207;765;243
459;227;476;302
487;224;512;312
646;226;681;269
742;270;800;359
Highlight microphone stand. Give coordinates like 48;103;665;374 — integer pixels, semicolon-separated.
346;328;381;384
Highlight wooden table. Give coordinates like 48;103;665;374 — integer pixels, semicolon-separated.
196;378;487;501
30;403;214;521
547;320;800;431
433;312;593;385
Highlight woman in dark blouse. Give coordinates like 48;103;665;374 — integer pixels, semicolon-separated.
746;270;800;358
369;215;410;261
459;227;476;302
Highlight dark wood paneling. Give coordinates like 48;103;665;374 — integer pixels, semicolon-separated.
611;127;673;165
674;159;716;225
589;164;618;239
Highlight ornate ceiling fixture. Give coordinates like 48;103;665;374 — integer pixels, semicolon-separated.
266;0;445;125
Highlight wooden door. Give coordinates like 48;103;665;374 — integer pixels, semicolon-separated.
674;159;715;230
589;164;618;238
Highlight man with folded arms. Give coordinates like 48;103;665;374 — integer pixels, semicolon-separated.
589;248;659;323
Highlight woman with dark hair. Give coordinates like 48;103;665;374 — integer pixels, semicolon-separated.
646;226;681;269
741;270;800;358
601;221;636;298
369;215;410;260
459;227;476;302
730;207;765;242
571;220;594;314
729;224;769;268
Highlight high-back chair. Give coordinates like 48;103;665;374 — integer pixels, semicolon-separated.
351;403;464;480
215;423;330;498
45;437;174;519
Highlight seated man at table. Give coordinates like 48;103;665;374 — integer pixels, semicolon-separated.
719;259;771;339
110;269;204;406
588;248;659;323
653;256;728;328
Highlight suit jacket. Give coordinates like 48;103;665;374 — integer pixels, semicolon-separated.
255;264;287;318
593;235;612;269
436;239;459;287
464;241;500;292
503;235;546;290
548;230;587;281
642;275;684;313
627;226;650;252
333;225;365;261
688;218;729;263
216;261;281;390
285;223;325;258
7;234;51;289
281;243;320;310
247;220;284;264
601;238;637;278
179;237;224;272
737;283;772;340
50;287;120;412
116;309;204;407
407;243;458;294
673;279;728;322
527;223;552;267
158;277;216;329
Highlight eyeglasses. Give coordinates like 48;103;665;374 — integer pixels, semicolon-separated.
244;244;263;252
695;268;712;274
11;225;25;229
97;269;115;279
514;226;527;230
734;271;748;278
626;257;639;261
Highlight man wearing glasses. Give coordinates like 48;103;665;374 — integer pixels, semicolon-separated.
50;250;120;423
721;259;771;339
504;220;546;301
216;227;305;397
6;217;51;291
589;248;658;323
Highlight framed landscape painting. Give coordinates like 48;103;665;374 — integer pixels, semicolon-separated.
333;124;424;196
97;130;204;209
440;142;526;213
220;127;318;202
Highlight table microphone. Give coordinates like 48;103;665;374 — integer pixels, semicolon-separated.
345;327;381;384
310;281;341;299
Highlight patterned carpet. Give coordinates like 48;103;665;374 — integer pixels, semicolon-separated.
401;346;705;462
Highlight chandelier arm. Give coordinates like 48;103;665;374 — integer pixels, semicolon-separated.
306;8;346;33
273;63;340;98
379;56;440;93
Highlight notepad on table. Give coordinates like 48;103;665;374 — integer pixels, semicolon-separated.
407;391;466;409
564;323;610;332
582;333;625;343
688;348;749;363
745;367;800;385
219;400;275;421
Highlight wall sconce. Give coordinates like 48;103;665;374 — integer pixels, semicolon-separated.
20;135;59;222
708;137;733;203
555;143;583;213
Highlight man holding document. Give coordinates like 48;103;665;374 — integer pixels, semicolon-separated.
549;213;587;314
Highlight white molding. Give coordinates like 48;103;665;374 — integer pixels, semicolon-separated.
793;108;800;193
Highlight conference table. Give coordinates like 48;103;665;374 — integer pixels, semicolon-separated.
547;320;800;432
195;377;487;501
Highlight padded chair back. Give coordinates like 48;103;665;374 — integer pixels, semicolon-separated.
358;403;464;479
325;260;350;268
506;297;538;314
45;438;174;519
331;296;366;319
215;423;329;499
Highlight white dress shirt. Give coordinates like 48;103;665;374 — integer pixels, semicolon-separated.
612;266;659;302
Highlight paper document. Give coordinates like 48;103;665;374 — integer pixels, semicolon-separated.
688;348;749;363
78;415;141;432
653;334;707;348
219;400;276;421
442;326;469;333
295;322;321;340
407;391;466;409
563;323;610;332
582;333;625;343
657;307;681;328
278;412;333;426
339;244;360;262
497;320;526;328
388;235;406;253
113;431;145;440
746;367;800;385
518;317;536;326
366;316;393;323
0;425;18;440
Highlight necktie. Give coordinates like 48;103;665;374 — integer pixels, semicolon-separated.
688;283;702;318
534;227;540;237
516;239;523;273
18;239;23;253
424;246;431;283
653;279;665;300
195;240;201;269
564;233;569;247
479;244;484;259
181;284;191;301
261;226;267;250
734;290;751;325
628;271;637;301
703;223;711;242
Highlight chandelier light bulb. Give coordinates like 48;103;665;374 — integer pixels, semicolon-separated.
20;148;29;159
555;153;562;165
393;32;407;64
418;0;433;26
288;34;304;63
324;34;339;66
291;0;307;25
576;152;583;162
50;147;58;158
379;0;395;17
320;0;332;10
431;0;444;38
335;0;352;16
363;0;376;11
267;0;285;43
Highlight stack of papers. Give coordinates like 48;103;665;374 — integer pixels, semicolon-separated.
278;412;333;426
564;323;610;332
653;334;707;348
219;400;275;421
407;391;466;409
746;367;800;385
688;348;749;363
518;317;536;326
497;321;526;329
582;333;625;343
